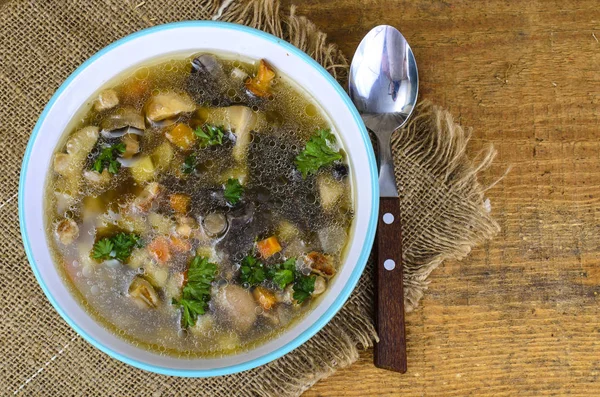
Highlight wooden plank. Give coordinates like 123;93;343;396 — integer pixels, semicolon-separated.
280;0;600;395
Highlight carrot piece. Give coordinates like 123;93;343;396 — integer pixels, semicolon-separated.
256;236;282;258
245;59;276;97
253;286;277;310
148;237;171;264
166;123;196;150
169;193;191;214
169;235;191;252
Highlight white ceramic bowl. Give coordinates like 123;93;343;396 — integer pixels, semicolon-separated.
19;21;378;377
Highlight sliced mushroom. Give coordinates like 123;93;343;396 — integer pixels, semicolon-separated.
305;251;336;278
100;106;145;135
145;92;196;122
93;89;119;112
55;219;79;245
128;276;160;308
313;276;327;295
202;213;228;237
213;284;258;333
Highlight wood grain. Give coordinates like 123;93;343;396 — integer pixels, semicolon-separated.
375;197;407;373
278;0;600;395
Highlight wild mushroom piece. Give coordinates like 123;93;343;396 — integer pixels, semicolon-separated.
66;126;100;157
245;59;276;97
93;89;119;112
312;276;327;295
191;54;225;77
145;92;196;122
202;213;228;237
55;219;79;245
128;276;160;308
213;284;259;333
305;251;336;278
100;106;145;135
53;153;72;176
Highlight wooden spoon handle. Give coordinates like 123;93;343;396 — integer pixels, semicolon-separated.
374;196;407;373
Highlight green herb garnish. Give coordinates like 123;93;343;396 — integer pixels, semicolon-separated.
92;232;142;262
182;154;197;174
268;257;296;289
92;143;126;174
293;274;316;304
194;124;225;146
172;256;218;328
239;254;266;286
266;256;315;303
294;128;342;178
224;178;243;205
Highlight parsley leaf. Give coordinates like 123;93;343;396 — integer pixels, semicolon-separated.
194;124;225;146
268;257;297;289
176;298;208;329
92;238;114;260
91;232;142;262
92;143;126;174
293;274;316;304
239;255;266;286
265;256;315;303
182;154;197;174
172;256;218;328
294;129;342;178
224;178;243;205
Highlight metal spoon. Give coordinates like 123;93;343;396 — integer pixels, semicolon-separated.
349;25;419;373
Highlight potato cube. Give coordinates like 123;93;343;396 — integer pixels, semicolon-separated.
151;142;174;171
130;155;155;183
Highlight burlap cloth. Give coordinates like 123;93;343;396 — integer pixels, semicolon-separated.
0;0;500;395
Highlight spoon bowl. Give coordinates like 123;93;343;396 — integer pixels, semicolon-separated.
349;25;419;135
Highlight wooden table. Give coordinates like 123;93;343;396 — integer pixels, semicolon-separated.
281;0;600;395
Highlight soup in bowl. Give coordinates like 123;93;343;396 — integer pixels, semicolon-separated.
20;21;378;376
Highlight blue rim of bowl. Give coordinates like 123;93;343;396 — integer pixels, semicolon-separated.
18;21;378;377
